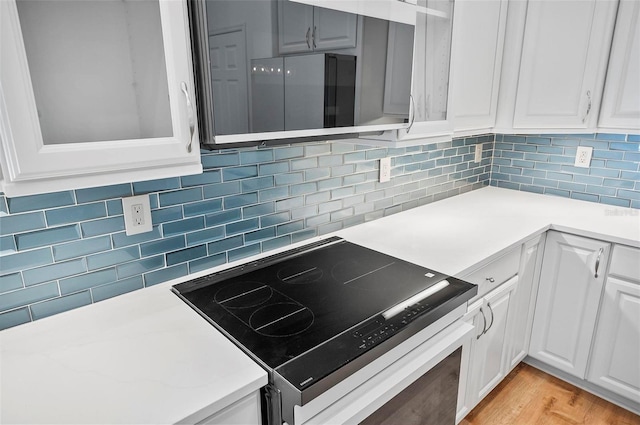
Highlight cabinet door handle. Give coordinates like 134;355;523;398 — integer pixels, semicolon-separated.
180;81;194;153
476;307;487;340
407;94;416;133
483;302;495;335
306;27;311;49
582;90;592;123
486;277;495;283
312;26;317;49
595;247;603;278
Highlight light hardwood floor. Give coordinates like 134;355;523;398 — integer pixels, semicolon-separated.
460;363;640;425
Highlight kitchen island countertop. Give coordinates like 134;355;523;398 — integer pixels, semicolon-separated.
1;186;638;424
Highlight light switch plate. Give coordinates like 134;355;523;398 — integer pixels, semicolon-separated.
575;146;593;168
122;194;152;236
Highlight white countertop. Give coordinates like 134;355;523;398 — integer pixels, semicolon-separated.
1;187;638;424
336;186;640;276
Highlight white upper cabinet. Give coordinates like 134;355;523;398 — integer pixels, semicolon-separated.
365;0;455;146
598;0;640;132
0;0;201;197
449;0;508;136
496;0;618;133
277;1;357;54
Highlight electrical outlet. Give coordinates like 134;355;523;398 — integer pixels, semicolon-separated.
122;195;152;236
474;144;483;163
575;146;593;168
379;157;391;183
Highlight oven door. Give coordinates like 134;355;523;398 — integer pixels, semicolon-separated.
290;311;474;425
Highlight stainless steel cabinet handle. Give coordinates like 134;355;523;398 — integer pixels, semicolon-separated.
407;94;416;133
582;90;592;123
306;27;311;49
312;26;317;49
483;302;495;335
180;81;194;153
476;307;486;340
595;247;603;278
486;277;495;283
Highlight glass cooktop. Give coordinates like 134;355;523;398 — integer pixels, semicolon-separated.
172;238;475;373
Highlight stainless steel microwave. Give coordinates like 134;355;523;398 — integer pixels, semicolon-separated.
189;0;416;147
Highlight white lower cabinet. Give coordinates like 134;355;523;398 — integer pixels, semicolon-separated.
456;249;520;423
528;231;611;379
587;245;640;404
197;391;262;425
471;276;518;402
503;235;544;371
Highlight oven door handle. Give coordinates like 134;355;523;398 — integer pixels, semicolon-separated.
264;384;283;425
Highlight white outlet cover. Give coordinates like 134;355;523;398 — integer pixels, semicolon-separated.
122;194;153;236
379;157;391;183
574;146;593;168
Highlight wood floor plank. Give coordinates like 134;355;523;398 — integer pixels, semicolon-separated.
460;363;640;425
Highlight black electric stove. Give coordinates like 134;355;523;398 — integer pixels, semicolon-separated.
172;237;476;424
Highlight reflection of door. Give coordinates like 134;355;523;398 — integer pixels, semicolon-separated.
209;28;249;135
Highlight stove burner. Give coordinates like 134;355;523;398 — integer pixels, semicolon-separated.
250;302;314;337
331;260;396;287
214;281;273;309
278;263;323;284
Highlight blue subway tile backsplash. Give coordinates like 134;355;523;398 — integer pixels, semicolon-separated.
3;133;637;330
491;134;639;208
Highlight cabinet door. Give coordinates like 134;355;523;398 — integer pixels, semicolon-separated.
400;0;455;140
598;0;640;131
507;234;544;370
0;0;200;196
197;392;261;425
588;276;640;403
456;300;483;423
512;0;617;130
449;0;508;135
529;232;610;379
278;1;314;54
312;6;357;51
473;276;518;401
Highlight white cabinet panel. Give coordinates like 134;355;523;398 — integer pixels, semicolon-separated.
510;0;617;130
450;0;507;135
0;0;201;196
507;234;544;370
473;276;518;401
599;0;640;132
278;1;315;53
588;276;640;403
529;231;610;379
277;1;356;54
197;392;262;425
313;6;357;51
457;275;518;422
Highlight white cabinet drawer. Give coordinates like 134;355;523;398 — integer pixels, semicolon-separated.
609;245;640;281
461;247;520;302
